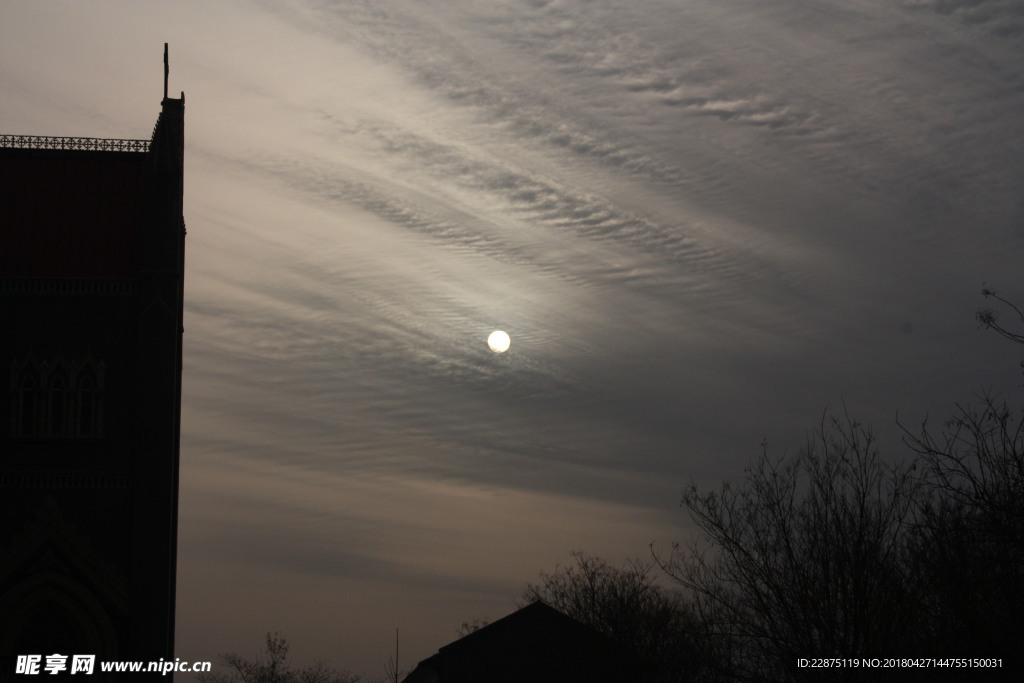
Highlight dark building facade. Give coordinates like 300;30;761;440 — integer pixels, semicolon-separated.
0;89;185;679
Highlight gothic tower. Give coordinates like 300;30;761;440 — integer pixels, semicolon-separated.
0;67;185;679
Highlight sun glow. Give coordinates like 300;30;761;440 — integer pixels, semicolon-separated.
487;330;510;353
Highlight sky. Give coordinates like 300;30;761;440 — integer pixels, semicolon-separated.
2;0;1023;677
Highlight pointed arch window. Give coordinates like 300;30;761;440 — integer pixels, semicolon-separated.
15;372;40;437
48;372;69;437
77;373;98;438
6;355;105;440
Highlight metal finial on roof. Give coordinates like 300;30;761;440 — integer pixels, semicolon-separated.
163;43;169;101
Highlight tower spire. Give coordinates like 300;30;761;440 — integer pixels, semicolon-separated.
163;43;169;101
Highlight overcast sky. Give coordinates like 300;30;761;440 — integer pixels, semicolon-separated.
3;0;1023;677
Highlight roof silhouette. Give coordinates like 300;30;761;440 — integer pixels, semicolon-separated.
402;600;640;683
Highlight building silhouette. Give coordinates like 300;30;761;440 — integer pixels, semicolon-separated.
402;601;640;683
0;67;184;679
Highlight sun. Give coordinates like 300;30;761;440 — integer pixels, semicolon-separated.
487;330;510;353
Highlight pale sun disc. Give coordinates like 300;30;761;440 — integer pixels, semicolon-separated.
487;330;510;353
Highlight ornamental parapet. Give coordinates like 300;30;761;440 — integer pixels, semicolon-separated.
0;134;150;153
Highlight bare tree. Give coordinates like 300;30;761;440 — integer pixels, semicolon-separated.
901;395;1024;657
659;412;924;681
977;286;1024;346
454;618;490;638
197;633;371;683
522;551;706;682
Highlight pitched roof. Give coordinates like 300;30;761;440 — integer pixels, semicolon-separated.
402;601;639;683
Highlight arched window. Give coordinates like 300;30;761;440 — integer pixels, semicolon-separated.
48;373;68;437
77;374;96;438
16;373;39;437
7;355;104;440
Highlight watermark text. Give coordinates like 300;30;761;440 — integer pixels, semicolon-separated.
16;654;212;676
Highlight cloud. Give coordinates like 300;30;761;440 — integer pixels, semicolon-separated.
904;0;1024;36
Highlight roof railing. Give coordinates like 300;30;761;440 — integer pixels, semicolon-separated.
0;134;150;153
